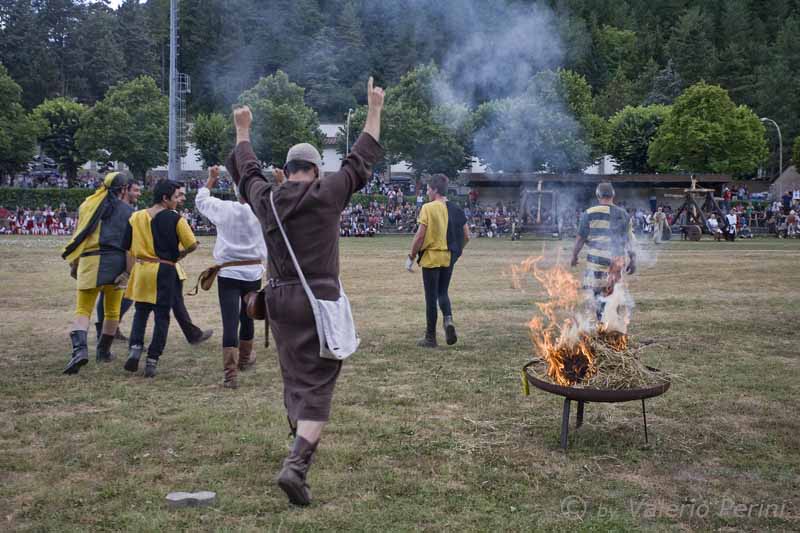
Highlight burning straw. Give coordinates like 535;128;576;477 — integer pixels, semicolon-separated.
512;256;667;390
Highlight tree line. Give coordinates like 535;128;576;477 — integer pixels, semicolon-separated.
0;62;779;184
1;0;798;181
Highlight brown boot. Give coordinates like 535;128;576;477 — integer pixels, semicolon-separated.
223;347;239;389
238;340;255;371
276;436;317;506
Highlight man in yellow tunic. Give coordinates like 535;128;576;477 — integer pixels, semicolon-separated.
123;180;198;378
62;172;134;374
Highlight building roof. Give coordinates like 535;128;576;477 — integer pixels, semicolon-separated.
770;165;800;195
464;172;731;187
319;124;342;146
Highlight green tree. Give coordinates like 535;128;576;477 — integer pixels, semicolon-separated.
754;16;800;176
645;59;684;105
298;28;356;120
334;0;367;96
190;112;233;168
474;68;596;172
607;105;671;174
381;64;474;179
0;64;42;184
648;82;767;175
237;71;324;166
594;69;638;118
116;0;159;82
36;0;84;98
0;1;56;107
527;69;608;159
73;2;124;103
474;97;590;173
793;136;800;167
665;6;717;86
32;97;87;184
334;106;391;174
76;76;168;180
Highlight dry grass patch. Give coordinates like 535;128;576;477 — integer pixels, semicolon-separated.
1;235;799;531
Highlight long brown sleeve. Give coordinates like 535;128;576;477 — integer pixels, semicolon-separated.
225;149;240;185
230;141;273;223
319;132;384;210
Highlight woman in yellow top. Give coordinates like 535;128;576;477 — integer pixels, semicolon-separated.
408;174;470;348
122;180;198;378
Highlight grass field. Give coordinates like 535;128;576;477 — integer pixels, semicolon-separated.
1;235;799;532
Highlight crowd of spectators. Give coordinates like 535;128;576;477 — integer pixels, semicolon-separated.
5;171;110;189
0;205;76;235
339;187;418;237
4;181;800;240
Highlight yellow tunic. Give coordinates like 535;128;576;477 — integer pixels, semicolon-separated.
75;223;102;290
125;209;196;305
417;201;451;268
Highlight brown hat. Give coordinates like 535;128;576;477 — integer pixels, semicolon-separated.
285;143;323;173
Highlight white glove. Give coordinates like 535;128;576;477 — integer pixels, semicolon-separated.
405;255;414;272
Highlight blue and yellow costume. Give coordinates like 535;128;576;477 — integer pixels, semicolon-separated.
577;204;634;318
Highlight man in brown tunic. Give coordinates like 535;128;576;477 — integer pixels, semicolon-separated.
226;77;385;506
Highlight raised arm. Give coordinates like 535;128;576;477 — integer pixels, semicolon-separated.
362;76;384;143
195;165;226;224
228;106;272;222
320;77;385;208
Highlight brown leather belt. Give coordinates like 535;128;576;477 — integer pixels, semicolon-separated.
135;256;176;267
217;259;263;269
188;259;264;295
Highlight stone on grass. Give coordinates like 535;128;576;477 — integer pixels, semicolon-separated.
166;491;217;508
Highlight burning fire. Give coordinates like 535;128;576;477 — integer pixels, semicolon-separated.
512;256;631;386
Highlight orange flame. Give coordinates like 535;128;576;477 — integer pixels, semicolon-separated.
514;257;598;386
514;255;633;386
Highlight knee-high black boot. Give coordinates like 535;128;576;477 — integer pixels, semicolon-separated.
96;334;115;362
63;330;89;375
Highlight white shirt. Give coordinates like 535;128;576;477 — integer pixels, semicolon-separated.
195;187;267;282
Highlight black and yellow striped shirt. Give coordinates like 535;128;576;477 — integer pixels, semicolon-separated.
577;204;633;274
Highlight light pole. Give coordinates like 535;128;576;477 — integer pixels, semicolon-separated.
345;108;354;155
168;0;179;181
760;117;783;179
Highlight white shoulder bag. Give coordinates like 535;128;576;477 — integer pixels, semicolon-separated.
270;190;360;360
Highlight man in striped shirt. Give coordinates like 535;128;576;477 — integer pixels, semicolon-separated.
570;182;636;318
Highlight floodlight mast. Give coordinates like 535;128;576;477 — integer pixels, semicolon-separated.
168;0;179;181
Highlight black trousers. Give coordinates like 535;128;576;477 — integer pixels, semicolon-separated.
422;261;455;335
172;280;204;343
218;276;261;347
129;302;171;360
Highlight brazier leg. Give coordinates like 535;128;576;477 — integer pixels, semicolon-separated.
560;398;571;450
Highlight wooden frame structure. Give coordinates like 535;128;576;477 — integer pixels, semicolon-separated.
665;179;726;234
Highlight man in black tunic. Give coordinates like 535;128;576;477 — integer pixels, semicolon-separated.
227;77;385;506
